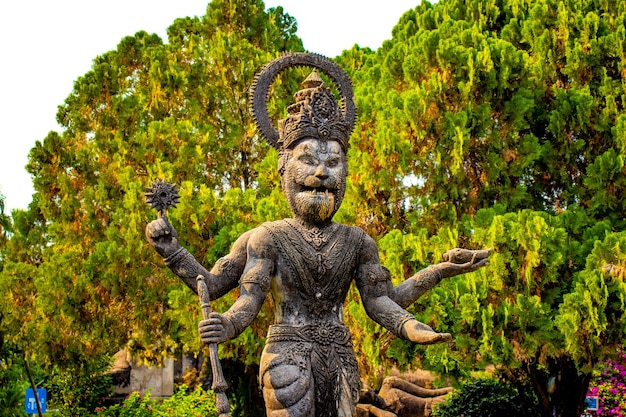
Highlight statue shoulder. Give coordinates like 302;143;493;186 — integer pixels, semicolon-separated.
245;224;279;259
344;224;367;237
342;224;373;246
260;219;289;231
351;227;379;263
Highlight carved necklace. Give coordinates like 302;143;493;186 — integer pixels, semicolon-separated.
284;218;340;251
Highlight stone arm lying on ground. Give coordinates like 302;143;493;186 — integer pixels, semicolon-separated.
379;376;453;402
389;248;492;309
378;376;453;417
357;374;454;417
356;404;397;417
145;213;250;298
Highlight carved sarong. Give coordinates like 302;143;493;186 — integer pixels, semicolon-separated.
262;324;360;416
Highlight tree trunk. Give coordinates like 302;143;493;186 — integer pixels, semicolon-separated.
526;357;591;417
550;358;591;417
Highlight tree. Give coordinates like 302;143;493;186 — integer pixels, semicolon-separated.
0;192;24;417
0;193;12;266
0;0;302;373
337;0;626;415
0;193;10;235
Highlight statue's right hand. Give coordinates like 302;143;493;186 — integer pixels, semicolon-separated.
145;213;181;258
198;313;236;344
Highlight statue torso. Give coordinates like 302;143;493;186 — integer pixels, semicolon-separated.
262;219;365;326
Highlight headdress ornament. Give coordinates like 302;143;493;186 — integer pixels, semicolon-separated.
250;53;356;152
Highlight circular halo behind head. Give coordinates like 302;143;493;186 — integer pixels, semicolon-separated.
250;52;357;151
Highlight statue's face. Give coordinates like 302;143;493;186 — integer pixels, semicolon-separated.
282;138;347;224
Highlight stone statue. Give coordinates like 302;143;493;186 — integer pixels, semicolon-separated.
145;53;490;417
361;372;455;417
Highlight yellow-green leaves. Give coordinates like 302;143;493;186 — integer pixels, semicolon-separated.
1;0;304;367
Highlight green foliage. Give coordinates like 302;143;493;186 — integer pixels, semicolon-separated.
432;377;541;417
345;0;626;233
0;344;28;417
557;231;626;372
95;386;217;417
0;193;12;255
0;0;303;371
45;356;114;417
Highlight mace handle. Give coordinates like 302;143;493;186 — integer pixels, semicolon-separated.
196;275;231;417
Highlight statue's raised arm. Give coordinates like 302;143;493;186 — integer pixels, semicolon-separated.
356;234;453;346
390;247;492;309
145;180;248;299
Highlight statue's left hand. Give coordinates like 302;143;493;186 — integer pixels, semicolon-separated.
198;312;236;344
436;248;492;279
402;320;452;345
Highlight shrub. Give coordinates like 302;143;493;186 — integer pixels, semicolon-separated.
95;385;218;417
587;350;626;416
46;356;115;416
432;377;540;417
0;350;28;417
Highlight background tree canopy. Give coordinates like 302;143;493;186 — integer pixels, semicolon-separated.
1;0;625;416
338;0;626;414
0;0;301;367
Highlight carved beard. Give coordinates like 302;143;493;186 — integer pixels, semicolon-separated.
292;190;336;223
282;174;346;224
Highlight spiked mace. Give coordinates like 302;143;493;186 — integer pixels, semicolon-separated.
145;180;230;416
145;179;180;216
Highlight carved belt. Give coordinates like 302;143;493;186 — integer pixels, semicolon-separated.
267;323;352;346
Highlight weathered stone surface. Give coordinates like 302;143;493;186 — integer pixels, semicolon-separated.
357;403;398;417
358;371;453;417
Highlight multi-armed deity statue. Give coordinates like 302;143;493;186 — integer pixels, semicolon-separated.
146;53;490;417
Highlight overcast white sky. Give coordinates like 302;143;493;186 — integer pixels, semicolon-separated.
0;0;419;213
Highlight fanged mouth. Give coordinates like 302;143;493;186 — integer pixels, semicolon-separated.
300;186;335;196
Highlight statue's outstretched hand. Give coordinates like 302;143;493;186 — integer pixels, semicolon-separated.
436;248;492;279
403;320;452;345
198;312;236;344
145;212;181;258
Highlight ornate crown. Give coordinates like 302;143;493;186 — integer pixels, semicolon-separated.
278;71;351;151
250;53;356;153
